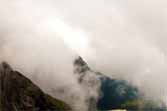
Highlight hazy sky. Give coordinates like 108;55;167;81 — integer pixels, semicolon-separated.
1;0;167;109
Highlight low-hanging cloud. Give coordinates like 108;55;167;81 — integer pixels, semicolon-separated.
45;0;167;104
1;0;167;110
0;0;101;110
67;0;167;103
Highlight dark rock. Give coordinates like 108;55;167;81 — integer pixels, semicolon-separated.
0;62;71;111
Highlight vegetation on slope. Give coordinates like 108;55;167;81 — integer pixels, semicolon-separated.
0;62;71;111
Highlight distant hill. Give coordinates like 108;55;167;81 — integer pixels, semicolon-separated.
0;62;71;111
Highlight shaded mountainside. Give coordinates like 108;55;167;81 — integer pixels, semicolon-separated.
97;77;138;110
97;76;167;111
0;62;71;111
74;57;167;111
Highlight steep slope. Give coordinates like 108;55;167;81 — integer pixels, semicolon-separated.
0;62;71;111
97;76;167;110
97;77;139;110
74;57;166;110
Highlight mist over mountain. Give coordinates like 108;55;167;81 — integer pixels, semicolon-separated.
1;0;167;111
0;52;167;111
74;57;167;110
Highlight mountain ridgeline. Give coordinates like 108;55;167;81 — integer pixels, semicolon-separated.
0;56;166;111
74;57;167;111
0;62;71;111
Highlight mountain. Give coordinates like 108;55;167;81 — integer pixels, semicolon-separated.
74;57;167;111
0;62;71;111
97;76;139;110
97;76;167;110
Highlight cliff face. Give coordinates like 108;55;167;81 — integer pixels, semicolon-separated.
0;62;71;111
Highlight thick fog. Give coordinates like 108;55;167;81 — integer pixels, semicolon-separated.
1;0;167;110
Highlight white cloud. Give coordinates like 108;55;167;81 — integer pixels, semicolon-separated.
1;0;167;108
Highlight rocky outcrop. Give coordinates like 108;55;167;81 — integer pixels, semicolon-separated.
0;62;71;111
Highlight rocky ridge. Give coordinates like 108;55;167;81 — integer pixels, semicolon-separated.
0;62;71;111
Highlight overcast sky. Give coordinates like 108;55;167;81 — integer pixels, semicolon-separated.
1;0;167;108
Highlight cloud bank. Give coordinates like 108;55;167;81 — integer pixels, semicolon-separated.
1;0;167;109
